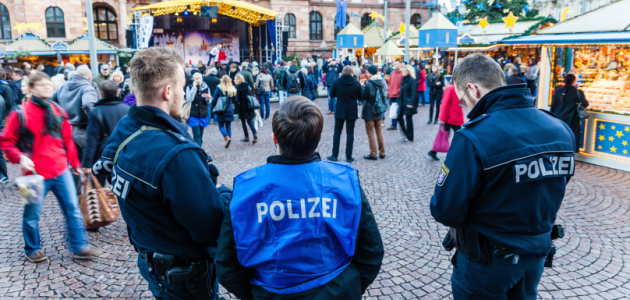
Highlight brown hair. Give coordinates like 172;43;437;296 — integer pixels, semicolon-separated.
272;97;324;159
452;53;505;92
27;72;50;88
129;47;184;103
342;66;354;75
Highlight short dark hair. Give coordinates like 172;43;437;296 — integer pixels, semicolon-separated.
28;72;50;88
452;53;505;92
101;80;118;98
272;97;323;159
261;65;268;75
14;69;24;77
0;68;6;80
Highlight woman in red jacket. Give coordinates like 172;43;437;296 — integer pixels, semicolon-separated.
417;61;427;106
428;81;464;161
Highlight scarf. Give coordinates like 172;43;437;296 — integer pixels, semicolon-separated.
185;81;209;103
31;96;62;135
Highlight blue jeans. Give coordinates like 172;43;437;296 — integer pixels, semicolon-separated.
259;91;271;119
23;170;89;255
138;254;219;300
389;97;398;127
327;88;336;112
278;90;287;105
419;91;427;105
218;121;232;138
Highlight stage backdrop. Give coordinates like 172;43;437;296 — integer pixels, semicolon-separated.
153;30;240;64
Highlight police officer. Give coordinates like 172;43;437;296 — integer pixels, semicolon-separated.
430;53;575;300
92;47;231;300
216;97;384;300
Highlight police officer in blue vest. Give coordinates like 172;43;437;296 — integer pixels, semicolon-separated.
216;97;384;300
431;53;575;300
92;47;231;300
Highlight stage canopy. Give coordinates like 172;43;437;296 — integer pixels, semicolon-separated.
132;0;280;24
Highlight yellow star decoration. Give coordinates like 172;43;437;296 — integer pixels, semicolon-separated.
399;22;406;34
624;150;628;154
609;136;615;142
625;126;630;132
598;145;603;150
612;125;616;130
623;141;628;146
502;12;519;29
369;12;385;21
610;146;617;153
598;135;605;141
478;17;490;30
599;124;606;130
616;131;624;138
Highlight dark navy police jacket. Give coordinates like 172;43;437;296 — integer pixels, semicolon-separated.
431;84;575;257
216;153;384;300
92;105;228;259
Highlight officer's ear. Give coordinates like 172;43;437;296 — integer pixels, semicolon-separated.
272;132;278;145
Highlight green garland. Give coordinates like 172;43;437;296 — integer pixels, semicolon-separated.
4;33;50;46
5;51;31;59
467;16;547;25
500;16;557;40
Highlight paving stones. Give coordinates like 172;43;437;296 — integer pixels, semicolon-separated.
0;98;629;299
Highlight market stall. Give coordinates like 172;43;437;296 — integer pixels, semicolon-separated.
335;23;364;61
502;0;630;171
3;33;55;66
362;24;393;61
417;13;457;72
53;34;120;66
374;40;404;65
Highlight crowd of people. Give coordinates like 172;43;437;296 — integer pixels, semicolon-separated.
0;43;585;300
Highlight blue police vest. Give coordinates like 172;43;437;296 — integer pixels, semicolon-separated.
231;161;362;294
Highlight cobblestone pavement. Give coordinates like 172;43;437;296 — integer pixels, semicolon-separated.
1;97;630;300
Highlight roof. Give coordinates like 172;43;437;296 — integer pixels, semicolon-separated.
68;34;119;52
538;0;630;34
133;0;279;24
419;13;457;31
362;24;393;47
501;31;630;45
4;33;51;52
374;40;405;56
337;23;364;36
457;20;542;44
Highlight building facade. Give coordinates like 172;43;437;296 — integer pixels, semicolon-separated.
528;0;619;21
0;0;429;58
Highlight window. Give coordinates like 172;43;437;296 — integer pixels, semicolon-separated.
334;14;349;37
0;4;10;40
284;14;296;39
360;13;371;29
411;13;422;28
93;7;118;41
309;11;322;40
46;7;65;38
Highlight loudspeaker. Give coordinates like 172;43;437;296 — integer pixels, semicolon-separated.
126;29;134;48
282;31;288;56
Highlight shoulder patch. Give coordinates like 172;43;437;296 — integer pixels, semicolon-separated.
436;164;450;186
164;130;191;144
463;113;490;128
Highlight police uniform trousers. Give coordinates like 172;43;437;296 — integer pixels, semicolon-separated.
138;254;218;300
451;252;545;300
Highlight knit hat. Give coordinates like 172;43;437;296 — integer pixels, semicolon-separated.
368;65;378;75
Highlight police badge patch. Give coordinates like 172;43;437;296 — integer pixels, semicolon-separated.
437;164;450;186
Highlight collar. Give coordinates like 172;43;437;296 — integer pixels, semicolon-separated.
267;153;322;165
128;105;191;138
94;96;124;107
370;74;382;80
467;83;532;120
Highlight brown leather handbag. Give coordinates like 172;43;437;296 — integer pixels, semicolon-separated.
79;173;120;229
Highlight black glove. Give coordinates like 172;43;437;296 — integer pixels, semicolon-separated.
208;163;219;185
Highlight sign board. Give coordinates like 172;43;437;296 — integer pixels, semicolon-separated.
321;41;327;48
51;41;68;51
201;6;219;18
7;59;17;63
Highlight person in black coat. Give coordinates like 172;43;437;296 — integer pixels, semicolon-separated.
426;64;445;124
506;67;526;85
397;66;419;142
328;66;362;163
185;73;211;147
234;74;258;144
550;74;589;151
211;75;238;148
82;80;129;185
204;68;221;124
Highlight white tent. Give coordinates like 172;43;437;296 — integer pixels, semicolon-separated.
537;0;630;34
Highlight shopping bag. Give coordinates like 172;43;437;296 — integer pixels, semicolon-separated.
16;168;44;205
212;96;228;114
388;103;399;119
254;110;263;129
431;125;450;153
79;173;120;229
181;101;192;121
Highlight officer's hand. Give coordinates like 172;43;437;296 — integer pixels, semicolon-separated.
208;163;220;185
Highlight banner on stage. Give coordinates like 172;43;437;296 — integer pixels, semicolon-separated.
139;16;154;49
152;30;240;64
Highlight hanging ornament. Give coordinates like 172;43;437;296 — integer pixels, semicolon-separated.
502;11;519;29
503;8;509;13
520;10;526;17
488;0;495;6
478;17;490;30
476;3;486;10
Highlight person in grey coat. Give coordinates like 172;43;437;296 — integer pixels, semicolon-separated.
360;65;387;160
52;65;98;193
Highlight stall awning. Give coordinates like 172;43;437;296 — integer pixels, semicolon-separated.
362;24;393;48
66;34;119;54
132;0;279;24
501;31;630;45
537;0;630;34
374;40;404;56
4;33;52;53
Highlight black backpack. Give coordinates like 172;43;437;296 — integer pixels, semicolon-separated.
286;70;301;94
